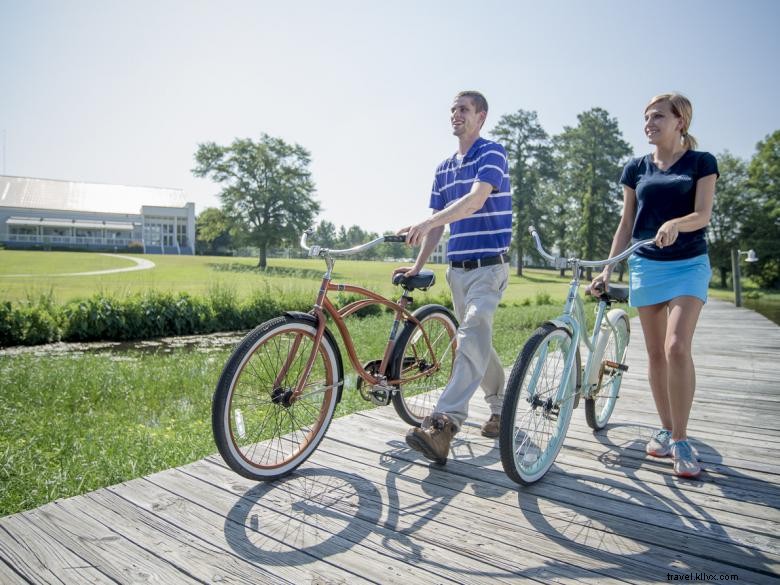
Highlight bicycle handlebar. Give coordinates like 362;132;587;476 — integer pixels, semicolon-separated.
527;226;655;269
301;229;409;257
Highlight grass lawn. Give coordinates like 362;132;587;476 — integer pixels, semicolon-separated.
0;249;575;306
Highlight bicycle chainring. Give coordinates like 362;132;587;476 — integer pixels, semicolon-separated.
356;359;392;406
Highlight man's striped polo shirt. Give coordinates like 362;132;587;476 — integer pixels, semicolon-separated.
429;137;512;261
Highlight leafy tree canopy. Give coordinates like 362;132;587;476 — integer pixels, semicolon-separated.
192;135;320;268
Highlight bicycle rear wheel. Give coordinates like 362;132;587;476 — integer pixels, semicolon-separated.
390;304;458;426
585;310;629;430
212;315;342;481
500;322;580;485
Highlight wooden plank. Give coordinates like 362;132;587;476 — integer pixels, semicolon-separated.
0;512;117;585
356;405;780;516
190;455;641;584
74;489;304;585
5;501;201;584
229;430;779;584
105;473;380;585
333;408;780;566
147;463;556;585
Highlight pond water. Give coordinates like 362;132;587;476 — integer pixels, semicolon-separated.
0;331;248;357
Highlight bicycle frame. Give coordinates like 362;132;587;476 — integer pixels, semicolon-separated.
288;231;447;399
526;226;654;405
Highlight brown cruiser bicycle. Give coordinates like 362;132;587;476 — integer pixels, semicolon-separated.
212;230;458;480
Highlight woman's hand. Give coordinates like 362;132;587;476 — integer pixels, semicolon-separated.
654;221;679;248
589;269;611;295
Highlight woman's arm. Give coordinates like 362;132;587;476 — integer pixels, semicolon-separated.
654;174;716;248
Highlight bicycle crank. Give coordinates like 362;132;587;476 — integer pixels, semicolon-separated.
357;359;392;406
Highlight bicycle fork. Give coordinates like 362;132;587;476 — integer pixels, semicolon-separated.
526;324;580;417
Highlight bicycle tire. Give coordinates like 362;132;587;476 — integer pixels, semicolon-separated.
499;322;580;485
585;310;630;431
212;315;342;481
390;304;458;426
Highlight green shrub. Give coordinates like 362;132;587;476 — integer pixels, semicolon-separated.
534;291;554;306
207;284;243;332
0;301;21;346
1;284;455;348
242;289;310;325
19;305;61;345
62;296;125;341
0;299;61;346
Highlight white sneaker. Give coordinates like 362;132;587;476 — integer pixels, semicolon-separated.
671;440;701;478
646;429;672;457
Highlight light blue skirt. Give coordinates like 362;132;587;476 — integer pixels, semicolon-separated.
628;254;711;307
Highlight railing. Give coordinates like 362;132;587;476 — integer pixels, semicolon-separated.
5;234;136;246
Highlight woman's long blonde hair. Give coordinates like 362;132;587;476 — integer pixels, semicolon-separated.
645;93;698;150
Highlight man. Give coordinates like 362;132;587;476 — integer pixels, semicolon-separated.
395;90;511;464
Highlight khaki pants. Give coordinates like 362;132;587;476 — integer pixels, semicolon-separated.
435;262;509;430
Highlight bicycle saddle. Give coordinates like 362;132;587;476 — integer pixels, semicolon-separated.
588;282;629;303
392;269;436;291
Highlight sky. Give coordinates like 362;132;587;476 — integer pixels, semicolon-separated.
2;0;779;234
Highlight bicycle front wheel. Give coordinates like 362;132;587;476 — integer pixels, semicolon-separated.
212;315;342;481
585;310;629;431
500;322;580;485
390;304;458;426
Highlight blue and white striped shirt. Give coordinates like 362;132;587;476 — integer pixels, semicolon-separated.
430;137;512;261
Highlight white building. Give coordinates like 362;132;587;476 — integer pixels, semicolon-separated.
0;175;196;254
430;231;449;264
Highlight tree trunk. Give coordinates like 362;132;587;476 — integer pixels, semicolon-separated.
719;266;728;289
617;263;625;282
257;242;268;269
516;247;523;277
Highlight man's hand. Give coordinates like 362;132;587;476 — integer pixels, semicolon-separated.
399;219;433;247
393;265;420;279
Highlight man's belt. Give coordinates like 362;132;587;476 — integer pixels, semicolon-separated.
449;253;509;271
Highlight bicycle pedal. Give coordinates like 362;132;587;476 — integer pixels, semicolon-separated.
603;360;628;372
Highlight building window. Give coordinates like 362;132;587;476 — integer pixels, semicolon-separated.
177;224;188;247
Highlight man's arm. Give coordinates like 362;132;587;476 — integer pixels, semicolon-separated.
393;223;445;278
403;181;493;247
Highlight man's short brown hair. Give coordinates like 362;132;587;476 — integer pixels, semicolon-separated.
454;90;488;113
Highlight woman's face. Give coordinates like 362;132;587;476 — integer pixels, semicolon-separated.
644;100;683;146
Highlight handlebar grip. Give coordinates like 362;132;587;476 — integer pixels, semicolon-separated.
384;235;407;243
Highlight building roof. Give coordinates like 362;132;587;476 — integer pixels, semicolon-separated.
7;217;136;230
0;175;187;215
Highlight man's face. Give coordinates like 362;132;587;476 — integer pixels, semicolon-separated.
450;96;485;138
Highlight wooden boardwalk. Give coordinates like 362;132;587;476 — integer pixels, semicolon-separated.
1;299;779;584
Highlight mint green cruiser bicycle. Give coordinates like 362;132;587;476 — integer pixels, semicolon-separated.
499;227;655;485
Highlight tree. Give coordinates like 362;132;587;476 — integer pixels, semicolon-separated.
337;225;380;259
707;152;751;287
491;110;554;276
745;131;780;288
195;207;233;255
192;135;320;268
552;108;631;278
313;220;338;248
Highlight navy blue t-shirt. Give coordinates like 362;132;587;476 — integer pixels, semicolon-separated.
620;150;719;260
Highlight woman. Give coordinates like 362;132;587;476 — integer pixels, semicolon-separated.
592;93;718;478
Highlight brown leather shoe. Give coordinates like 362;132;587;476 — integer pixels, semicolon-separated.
481;414;500;438
405;413;456;464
